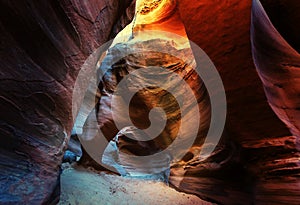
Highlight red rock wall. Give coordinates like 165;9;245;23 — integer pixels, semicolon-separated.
1;0;299;204
172;0;300;204
0;0;134;203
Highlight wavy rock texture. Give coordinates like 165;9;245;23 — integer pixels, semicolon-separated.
177;0;290;150
169;0;300;204
97;39;210;173
91;0;212;180
251;0;300;137
1;0;300;204
0;0;134;204
250;0;300;203
93;1;255;204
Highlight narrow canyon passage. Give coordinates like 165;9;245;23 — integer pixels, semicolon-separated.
0;0;299;204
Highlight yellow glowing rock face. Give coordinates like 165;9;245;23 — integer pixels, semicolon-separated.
111;0;189;49
135;0;176;24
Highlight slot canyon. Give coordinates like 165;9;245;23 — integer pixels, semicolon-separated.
0;0;299;204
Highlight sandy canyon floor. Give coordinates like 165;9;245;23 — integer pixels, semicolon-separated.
59;163;211;205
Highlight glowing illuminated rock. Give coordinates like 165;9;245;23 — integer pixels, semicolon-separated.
95;0;211;181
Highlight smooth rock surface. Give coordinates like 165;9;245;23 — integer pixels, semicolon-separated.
0;0;135;203
251;0;300;137
170;0;300;204
1;0;300;204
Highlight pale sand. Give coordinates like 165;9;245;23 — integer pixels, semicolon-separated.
59;164;211;205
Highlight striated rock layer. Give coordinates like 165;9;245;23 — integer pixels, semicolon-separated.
250;0;300;203
1;0;300;204
77;0;213;181
96;39;210;176
170;0;300;204
0;0;135;203
251;0;300;138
